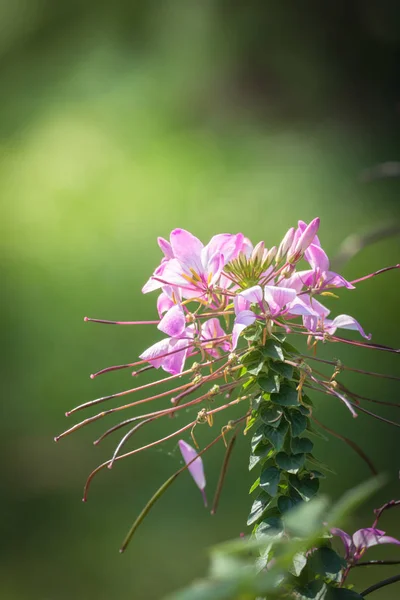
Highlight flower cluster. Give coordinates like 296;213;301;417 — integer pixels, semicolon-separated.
139;220;370;376
55;218;399;559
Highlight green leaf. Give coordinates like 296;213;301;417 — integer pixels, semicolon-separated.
287;409;308;436
246;361;265;376
276;452;306;474
277;493;302;514
249;477;260;494
296;580;327;600
251;395;263;410
308;547;346;578
260;466;281;497
244;324;263;342
247;492;273;526
260;403;283;427
263;419;289;451
291;437;314;454
261;339;284;361
241;349;262;366
271;384;299;406
255;516;283;539
241;351;265;376
259;374;281;393
271;332;286;343
301;394;313;408
249;443;272;471
290;552;308;577
289;474;320;501
251;427;264;452
270;361;293;379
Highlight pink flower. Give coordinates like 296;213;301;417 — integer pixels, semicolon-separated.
143;229;244;299
178;439;207;506
332;527;400;561
231;284;318;348
140;305;230;374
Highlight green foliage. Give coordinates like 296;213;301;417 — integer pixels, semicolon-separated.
287;409;308;436
276;451;306;474
259;466;281;496
167;480;383;600
247;492;273;526
308;547;346;579
271;385;300;406
259;373;281;393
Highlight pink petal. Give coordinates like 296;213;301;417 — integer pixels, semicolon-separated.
286;296;318;317
303;296;331;318
331;528;353;559
239;285;264;305
353;528;400;550
157;305;186;337
142;262;168;293
232;310;256;349
162;338;189;374
303;314;318;332
158;237;174;259
204;233;244;266
170;229;204;274
324;271;355;290
279;271;306;293
139;337;188;374
301;296;330;332
201;318;226;342
206;252;225;286
139;338;173;369
157;291;175;317
201;318;230;356
325;314;371;339
234;294;250;314
161;258;203;299
264;286;297;314
305;244;330;273
178;439;207;506
240;236;254;258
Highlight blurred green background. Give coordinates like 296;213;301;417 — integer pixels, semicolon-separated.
1;1;400;598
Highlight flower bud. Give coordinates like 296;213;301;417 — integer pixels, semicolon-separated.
294;217;320;256
281;263;296;278
264;246;277;267
276;227;295;263
251;241;265;263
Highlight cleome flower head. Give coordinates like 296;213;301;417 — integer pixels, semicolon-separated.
55;217;400;554
138;219;371;375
